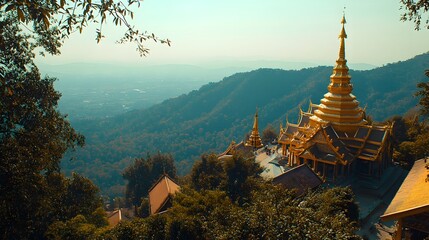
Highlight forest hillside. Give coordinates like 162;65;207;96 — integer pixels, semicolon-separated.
64;52;429;195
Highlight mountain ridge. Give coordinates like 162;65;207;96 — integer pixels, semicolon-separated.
65;52;429;195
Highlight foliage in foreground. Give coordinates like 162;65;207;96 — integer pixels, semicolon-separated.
99;153;361;239
0;12;108;239
401;0;429;30
1;0;169;57
103;185;361;240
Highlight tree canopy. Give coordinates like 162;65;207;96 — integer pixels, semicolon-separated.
96;184;361;240
0;10;108;239
123;152;177;207
262;124;278;144
0;0;170;56
401;0;429;30
416;79;429;118
190;153;263;204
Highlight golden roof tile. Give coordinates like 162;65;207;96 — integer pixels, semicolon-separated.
381;159;429;221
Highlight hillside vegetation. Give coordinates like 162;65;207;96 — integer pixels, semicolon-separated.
64;53;429;195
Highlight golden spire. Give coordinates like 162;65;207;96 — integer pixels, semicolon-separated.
338;14;347;61
332;14;350;82
253;108;259;132
311;14;366;134
245;108;263;148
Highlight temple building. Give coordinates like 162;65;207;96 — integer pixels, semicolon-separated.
220;15;393;183
277;15;393;181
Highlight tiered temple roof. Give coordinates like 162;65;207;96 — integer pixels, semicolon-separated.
279;101;392;168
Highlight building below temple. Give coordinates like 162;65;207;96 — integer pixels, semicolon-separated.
381;158;429;239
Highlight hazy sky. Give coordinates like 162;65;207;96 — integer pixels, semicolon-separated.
37;0;429;68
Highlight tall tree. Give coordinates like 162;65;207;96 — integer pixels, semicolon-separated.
416;78;429;118
190;153;263;203
261;124;278;145
390;115;429;167
190;153;226;191
123;152;177;207
1;0;168;237
0;13;90;238
401;0;429;116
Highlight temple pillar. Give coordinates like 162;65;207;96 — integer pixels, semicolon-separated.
323;163;326;178
347;163;351;176
378;161;381;178
368;162;371;175
334;164;337;181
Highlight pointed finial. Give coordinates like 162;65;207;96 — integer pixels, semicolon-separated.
339;14;347;39
341;3;346;23
252;107;259;131
245;106;263;148
337;14;347;61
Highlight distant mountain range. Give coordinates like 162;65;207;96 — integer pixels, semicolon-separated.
63;53;429;195
39;60;378;120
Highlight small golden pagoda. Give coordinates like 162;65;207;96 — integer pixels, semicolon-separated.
218;110;264;159
245;109;264;148
278;15;393;181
